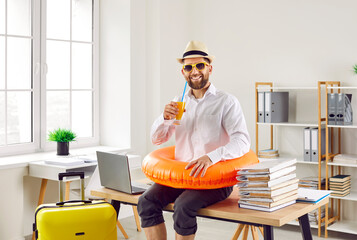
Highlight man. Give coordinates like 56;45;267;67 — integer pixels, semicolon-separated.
138;41;250;240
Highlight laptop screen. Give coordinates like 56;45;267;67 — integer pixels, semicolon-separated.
96;151;133;194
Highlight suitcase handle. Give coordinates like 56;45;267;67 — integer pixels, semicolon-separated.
58;171;85;202
58;172;85;181
56;200;92;206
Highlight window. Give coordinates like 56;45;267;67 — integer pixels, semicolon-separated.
0;0;98;156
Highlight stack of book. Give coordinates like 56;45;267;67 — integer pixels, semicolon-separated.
329;175;351;197
308;209;325;225
258;149;279;158
299;176;326;190
333;154;357;165
236;158;298;212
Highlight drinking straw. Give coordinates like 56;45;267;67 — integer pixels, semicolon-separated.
181;82;187;102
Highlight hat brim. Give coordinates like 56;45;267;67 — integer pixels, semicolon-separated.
177;55;215;64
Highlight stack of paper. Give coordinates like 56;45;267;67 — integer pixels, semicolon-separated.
258;149;279;159
45;158;85;166
299;176;326;190
329;175;351;197
236;158;298;212
333;154;357;165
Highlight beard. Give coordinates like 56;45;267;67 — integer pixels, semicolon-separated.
187;73;209;90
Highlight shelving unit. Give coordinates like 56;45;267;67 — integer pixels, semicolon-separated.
320;82;357;237
255;82;327;237
255;81;357;237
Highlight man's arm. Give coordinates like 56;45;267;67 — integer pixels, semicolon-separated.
151;101;178;145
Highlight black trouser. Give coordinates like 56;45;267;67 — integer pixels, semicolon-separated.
137;183;233;236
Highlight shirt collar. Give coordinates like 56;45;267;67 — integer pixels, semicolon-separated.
187;83;217;99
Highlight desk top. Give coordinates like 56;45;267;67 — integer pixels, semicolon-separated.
91;187;328;227
29;161;97;181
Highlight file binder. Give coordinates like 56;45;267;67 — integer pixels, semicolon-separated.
264;92;289;123
336;93;353;125
258;92;265;122
310;128;329;162
310;128;319;162
327;93;337;125
303;127;311;162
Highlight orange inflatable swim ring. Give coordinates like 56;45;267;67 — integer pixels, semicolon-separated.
142;146;259;189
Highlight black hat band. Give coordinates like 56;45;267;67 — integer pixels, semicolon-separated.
183;50;208;58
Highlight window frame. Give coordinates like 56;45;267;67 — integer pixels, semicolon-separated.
0;0;99;157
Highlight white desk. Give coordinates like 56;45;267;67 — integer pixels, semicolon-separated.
28;153;141;203
29;161;97;181
29;160;97;204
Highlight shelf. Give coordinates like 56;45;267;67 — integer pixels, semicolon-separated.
257;122;319;127
328;161;357;168
327;220;357;235
327;124;357;129
287;220;319;228
288;218;357;235
327;86;357;90
296;159;357;168
330;191;357;202
257;86;318;90
296;159;319;165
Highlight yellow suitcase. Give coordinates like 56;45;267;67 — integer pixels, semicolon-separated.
33;172;117;240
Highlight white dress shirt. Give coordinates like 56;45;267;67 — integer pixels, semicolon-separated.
150;84;251;165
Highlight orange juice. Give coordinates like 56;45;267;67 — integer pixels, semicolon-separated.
176;102;185;120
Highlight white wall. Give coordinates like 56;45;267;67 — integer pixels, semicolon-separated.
0;167;27;240
150;0;357;153
143;0;357;221
99;0;131;151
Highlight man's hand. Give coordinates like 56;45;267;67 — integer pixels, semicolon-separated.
185;155;213;178
163;101;179;120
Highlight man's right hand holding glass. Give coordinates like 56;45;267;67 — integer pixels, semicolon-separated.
163;101;179;120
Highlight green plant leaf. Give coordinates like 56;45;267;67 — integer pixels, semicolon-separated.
48;128;77;142
354;64;357;74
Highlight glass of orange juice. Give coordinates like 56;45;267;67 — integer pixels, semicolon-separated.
174;97;185;125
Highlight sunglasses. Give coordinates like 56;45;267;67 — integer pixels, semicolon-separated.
182;62;209;73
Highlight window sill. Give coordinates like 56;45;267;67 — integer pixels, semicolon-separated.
0;145;127;170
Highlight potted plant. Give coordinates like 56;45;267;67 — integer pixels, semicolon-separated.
48;128;77;156
354;64;357;75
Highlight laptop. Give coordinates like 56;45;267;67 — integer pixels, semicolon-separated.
96;151;148;194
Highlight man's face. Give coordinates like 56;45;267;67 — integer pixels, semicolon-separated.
182;57;212;90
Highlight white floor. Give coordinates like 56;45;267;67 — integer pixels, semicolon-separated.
117;212;357;240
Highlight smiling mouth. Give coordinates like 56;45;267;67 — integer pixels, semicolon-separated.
190;76;202;82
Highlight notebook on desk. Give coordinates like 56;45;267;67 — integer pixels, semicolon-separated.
96;151;149;194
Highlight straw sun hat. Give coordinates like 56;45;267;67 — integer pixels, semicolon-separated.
177;40;215;64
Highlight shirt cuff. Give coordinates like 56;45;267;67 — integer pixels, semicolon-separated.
163;119;175;126
160;114;175;126
207;150;222;164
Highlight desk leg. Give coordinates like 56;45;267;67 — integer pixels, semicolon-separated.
33;179;48;240
298;213;312;240
132;206;142;232
65;181;71;200
111;200;121;218
263;225;274;240
37;179;48;205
